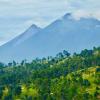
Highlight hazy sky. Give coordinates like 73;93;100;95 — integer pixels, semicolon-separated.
0;0;100;45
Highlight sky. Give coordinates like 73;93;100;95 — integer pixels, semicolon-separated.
0;0;100;45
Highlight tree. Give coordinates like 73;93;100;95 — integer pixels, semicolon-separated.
14;85;21;95
96;67;100;73
56;52;64;59
83;79;90;86
0;62;4;68
0;89;3;99
13;60;16;66
63;50;70;57
80;49;93;57
8;62;12;67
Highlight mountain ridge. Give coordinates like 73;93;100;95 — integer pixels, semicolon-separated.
0;13;100;62
1;24;41;47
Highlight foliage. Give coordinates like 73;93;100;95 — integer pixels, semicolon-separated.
0;47;100;100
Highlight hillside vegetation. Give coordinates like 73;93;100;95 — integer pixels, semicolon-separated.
0;47;100;100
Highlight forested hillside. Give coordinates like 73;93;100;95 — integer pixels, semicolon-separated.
0;47;100;100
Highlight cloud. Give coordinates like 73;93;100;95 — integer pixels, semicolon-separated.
0;0;69;27
68;0;100;20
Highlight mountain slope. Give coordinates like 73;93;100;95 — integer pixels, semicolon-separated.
0;24;41;62
11;24;41;46
0;47;100;100
1;24;41;47
0;13;100;62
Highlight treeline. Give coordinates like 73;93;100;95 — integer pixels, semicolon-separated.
0;47;100;100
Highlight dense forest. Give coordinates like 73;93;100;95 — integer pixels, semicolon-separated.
0;47;100;100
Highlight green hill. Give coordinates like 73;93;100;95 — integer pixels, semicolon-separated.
0;47;100;100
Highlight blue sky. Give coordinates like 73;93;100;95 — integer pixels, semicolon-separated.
0;0;100;45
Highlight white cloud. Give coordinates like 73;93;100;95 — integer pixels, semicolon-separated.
0;0;69;27
72;10;90;20
68;0;100;20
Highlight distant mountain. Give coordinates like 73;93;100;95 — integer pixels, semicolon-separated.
0;13;100;62
0;24;41;62
3;24;41;47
